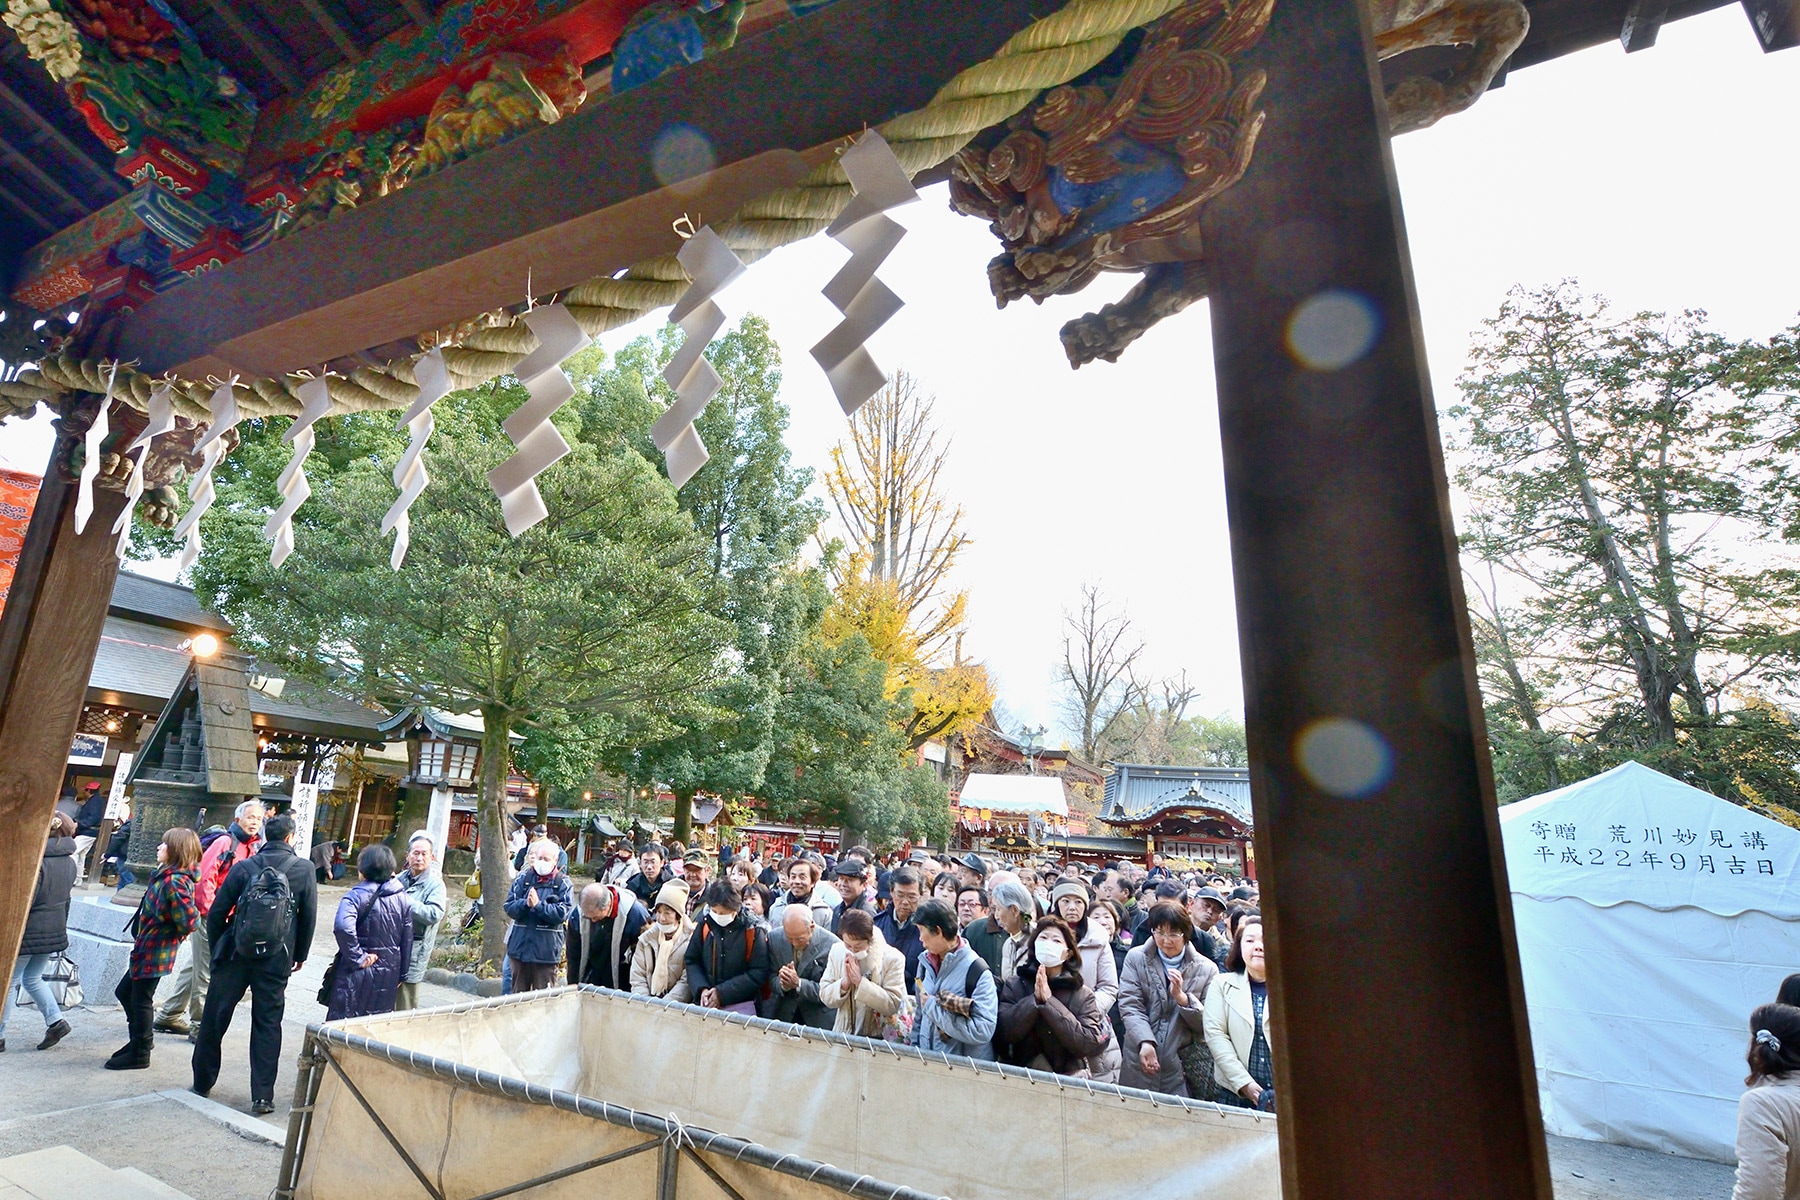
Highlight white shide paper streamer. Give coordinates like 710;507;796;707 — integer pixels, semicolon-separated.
173;378;240;573
380;348;450;567
810;130;919;415
649;226;745;488
487;303;589;537
72;361;116;535
263;375;333;569
112;383;175;559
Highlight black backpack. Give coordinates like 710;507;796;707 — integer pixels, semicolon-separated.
234;862;294;959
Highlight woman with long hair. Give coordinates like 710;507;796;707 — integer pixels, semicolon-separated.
995;914;1109;1077
107;828;201;1069
1733;1002;1800;1199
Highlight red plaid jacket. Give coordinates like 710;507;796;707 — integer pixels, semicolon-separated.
128;867;199;979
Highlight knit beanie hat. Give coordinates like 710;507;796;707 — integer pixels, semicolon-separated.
1050;880;1091;910
654;879;690;916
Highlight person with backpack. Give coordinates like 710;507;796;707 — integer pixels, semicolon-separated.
1;813;79;1053
156;802;263;1037
684;880;770;1013
910;898;998;1061
190;812;317;1116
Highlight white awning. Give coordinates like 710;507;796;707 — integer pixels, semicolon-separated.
957;773;1068;818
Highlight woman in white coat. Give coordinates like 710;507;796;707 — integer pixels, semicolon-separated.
1733;1003;1800;1200
820;909;906;1039
629;881;694;1004
1051;880;1121;1081
1203;914;1274;1110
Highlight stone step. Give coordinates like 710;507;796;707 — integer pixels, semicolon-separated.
0;1146;180;1200
115;1167;198;1200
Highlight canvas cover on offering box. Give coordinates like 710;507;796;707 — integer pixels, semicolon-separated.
299;986;1280;1200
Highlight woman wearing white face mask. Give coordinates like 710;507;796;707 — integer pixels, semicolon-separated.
502;839;573;993
630;881;694;1003
995;914;1110;1077
684;880;772;1013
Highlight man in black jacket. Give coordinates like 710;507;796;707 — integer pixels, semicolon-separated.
625;843;676;908
566;883;648;990
190;813;318;1115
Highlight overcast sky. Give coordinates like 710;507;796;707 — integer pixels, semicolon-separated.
5;6;1796;750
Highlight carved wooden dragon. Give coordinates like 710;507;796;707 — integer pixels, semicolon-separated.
949;0;1528;367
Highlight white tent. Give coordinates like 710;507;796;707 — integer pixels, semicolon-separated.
1499;760;1800;1161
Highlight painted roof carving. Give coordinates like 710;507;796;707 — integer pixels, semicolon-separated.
1102;762;1253;828
0;0;1754;436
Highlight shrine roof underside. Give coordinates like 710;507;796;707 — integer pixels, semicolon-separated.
0;0;1753;313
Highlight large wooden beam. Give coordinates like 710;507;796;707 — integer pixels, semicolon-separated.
1199;0;1552;1194
112;0;1039;381
0;401;126;1005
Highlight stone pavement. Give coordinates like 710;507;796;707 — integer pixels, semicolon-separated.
0;881;1744;1199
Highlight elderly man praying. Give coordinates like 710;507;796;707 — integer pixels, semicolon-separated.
567;882;648;991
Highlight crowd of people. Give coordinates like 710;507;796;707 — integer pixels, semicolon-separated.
508;835;1275;1108
4;803;1272;1117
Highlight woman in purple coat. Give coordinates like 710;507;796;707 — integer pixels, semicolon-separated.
325;844;413;1021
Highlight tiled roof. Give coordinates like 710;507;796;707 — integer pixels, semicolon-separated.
109;571;232;634
87;617;194;709
1102;763;1254;828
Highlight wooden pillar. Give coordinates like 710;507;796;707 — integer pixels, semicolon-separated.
1199;0;1552;1195
0;397;127;997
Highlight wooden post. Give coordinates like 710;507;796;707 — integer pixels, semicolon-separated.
1198;0;1552;1194
0;397;127;999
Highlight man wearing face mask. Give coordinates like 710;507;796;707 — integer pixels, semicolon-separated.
503;840;573;993
630;881;694;1002
567;882;648;991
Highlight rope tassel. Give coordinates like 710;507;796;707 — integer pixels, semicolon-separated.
810;130;919;415
380;349;449;567
650;227;745;488
112;383;175;560
263;375;333;569
173;378;240;573
487;304;589;537
72;362;116;535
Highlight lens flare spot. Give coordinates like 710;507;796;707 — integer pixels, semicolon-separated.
1295;717;1392;798
1285;289;1381;371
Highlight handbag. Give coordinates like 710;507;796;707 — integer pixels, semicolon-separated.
1178;1034;1215;1097
319;888;378;1008
464;876;481;900
41;952;81;1009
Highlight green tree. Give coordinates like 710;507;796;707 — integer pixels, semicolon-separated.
594;318;826;841
762;571;951;848
190;386;729;968
1452;283;1800;806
